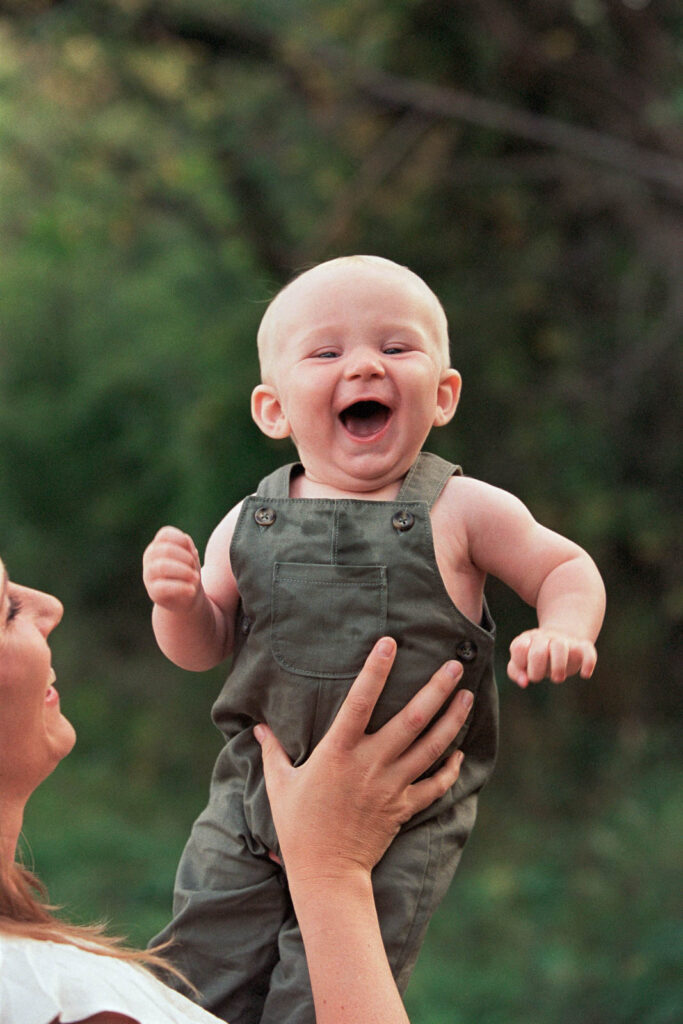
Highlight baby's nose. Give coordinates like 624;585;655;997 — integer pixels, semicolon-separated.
344;351;386;379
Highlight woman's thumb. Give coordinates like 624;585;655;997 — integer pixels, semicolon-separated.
254;723;291;781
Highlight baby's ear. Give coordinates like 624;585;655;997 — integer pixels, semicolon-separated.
433;369;461;427
251;385;291;439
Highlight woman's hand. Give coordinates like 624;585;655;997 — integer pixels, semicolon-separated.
254;637;472;881
254;638;473;1024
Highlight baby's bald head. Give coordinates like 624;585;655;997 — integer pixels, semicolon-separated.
256;256;451;385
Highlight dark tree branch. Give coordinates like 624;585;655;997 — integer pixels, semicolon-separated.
313;47;683;197
3;1;681;195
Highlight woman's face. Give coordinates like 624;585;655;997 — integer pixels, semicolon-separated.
0;560;75;800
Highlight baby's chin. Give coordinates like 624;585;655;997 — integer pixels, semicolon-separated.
299;454;411;499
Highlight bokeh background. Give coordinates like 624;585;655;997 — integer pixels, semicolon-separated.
1;2;681;1021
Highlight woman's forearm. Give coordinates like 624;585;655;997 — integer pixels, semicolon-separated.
257;641;474;1024
290;870;409;1024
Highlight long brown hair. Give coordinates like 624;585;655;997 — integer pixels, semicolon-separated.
0;854;188;987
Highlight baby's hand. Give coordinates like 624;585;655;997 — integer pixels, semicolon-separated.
507;628;597;688
143;526;203;613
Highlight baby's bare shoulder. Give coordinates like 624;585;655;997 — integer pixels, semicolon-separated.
204;499;246;562
436;477;538;561
438;474;526;516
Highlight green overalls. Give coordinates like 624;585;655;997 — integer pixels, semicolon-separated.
154;452;498;1024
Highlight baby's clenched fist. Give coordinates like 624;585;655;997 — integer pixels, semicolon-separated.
143;525;203;613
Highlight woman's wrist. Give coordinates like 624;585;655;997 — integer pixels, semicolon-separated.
287;858;374;908
290;866;410;1024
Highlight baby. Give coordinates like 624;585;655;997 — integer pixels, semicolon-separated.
144;255;605;1024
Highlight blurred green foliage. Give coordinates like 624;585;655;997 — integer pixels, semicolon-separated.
2;1;681;1021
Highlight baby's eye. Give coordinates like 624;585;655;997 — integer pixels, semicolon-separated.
314;350;339;359
383;345;405;355
7;595;22;623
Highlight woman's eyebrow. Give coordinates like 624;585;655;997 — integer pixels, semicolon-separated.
0;569;6;622
0;568;8;612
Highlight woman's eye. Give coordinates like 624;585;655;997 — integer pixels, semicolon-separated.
7;596;22;622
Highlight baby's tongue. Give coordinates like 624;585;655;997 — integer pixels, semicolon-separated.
343;403;389;438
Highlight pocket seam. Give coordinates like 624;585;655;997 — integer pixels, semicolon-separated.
271;562;387;679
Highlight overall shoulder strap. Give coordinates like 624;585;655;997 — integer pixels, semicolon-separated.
255;462;300;498
397;451;462;509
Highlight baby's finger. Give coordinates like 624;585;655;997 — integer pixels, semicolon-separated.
330;638;397;745
548;636;570;683
526;635;552;682
407;749;465;819
506;657;529;688
579;643;598;679
398;686;472;784
147;538;199;568
509;632;532;666
508;634;532;687
152;525;194;548
148;555;199;582
144;578;200;610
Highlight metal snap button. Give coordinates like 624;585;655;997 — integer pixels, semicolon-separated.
455;640;477;662
240;615;251;636
254;506;276;527
392;510;415;532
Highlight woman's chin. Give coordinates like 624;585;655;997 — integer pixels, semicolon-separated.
46;711;77;769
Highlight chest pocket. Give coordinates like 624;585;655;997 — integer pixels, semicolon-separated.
271;562;387;679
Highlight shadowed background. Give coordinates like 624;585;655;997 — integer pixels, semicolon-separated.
0;2;680;1021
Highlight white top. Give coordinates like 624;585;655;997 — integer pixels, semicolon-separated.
0;935;222;1023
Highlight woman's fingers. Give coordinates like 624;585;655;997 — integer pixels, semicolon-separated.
329;637;397;745
375;658;465;762
407;748;465;818
398;685;473;785
254;723;293;794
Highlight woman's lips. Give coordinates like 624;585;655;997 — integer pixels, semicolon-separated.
46;668;59;704
45;685;59;706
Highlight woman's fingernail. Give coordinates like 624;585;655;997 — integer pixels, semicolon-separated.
377;638;394;656
445;660;462;679
253;724;265;744
459;689;474;710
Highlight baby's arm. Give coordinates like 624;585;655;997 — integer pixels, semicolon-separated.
456;478;606;688
142;503;243;671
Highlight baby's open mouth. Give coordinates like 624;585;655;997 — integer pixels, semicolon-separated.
339;401;391;439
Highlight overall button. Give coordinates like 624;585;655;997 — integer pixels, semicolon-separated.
455;640;477;662
254;506;276;527
240;616;251;636
392;510;415;532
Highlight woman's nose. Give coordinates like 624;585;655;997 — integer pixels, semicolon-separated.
22;587;64;636
39;593;64;636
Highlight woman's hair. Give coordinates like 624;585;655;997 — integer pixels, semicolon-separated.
0;856;189;988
